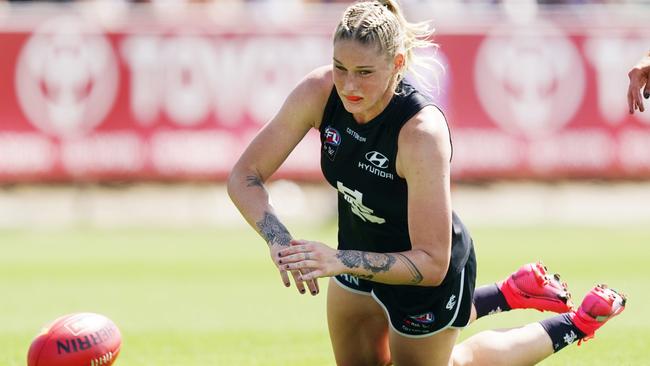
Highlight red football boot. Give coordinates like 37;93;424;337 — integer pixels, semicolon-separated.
498;262;573;313
570;284;627;345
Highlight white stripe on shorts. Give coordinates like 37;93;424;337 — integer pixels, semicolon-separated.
332;276;372;296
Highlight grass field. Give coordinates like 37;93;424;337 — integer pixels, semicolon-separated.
1;221;648;365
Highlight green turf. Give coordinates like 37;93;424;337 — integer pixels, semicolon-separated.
1;223;647;365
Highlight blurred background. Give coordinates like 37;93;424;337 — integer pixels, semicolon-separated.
1;0;649;228
1;1;649;365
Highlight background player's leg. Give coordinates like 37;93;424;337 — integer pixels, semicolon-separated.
327;278;391;366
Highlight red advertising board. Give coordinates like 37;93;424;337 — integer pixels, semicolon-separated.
438;21;650;180
0;9;649;182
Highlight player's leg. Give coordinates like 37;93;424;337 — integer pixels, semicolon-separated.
452;322;553;366
327;276;391;366
452;284;626;366
389;327;459;366
473;262;573;320
376;252;475;366
377;268;471;366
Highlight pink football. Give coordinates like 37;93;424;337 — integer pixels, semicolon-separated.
28;313;121;366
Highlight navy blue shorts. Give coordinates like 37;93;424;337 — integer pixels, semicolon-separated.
333;246;476;338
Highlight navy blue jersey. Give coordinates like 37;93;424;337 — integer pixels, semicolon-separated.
319;81;472;286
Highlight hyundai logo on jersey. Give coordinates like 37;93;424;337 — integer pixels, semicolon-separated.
365;151;389;169
323;126;341;161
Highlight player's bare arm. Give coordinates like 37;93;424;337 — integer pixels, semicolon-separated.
276;107;452;287
228;65;332;293
397;106;453;286
337;250;422;283
277;241;425;284
256;211;292;248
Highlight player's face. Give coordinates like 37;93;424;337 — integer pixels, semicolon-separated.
332;39;401;123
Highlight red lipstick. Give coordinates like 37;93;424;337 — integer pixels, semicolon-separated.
345;95;362;102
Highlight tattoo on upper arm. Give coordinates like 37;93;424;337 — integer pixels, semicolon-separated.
246;175;264;188
395;253;424;284
256;211;291;247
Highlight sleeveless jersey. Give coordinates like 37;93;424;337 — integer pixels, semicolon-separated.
319;81;472;285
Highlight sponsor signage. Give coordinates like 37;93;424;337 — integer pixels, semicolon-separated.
0;10;648;182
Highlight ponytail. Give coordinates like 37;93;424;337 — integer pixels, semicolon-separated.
378;0;441;94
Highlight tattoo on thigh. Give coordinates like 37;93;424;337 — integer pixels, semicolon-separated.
246;175;264;188
256;211;291;247
395;253;424;284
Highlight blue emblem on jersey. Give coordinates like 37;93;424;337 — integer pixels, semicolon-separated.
323;126;341;161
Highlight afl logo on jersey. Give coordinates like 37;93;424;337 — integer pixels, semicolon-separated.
323;126;341;161
325;127;341;145
365;151;389;169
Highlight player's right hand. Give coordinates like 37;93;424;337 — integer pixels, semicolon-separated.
270;245;320;296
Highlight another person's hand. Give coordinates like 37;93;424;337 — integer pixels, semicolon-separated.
277;240;342;282
269;245;320;295
627;53;650;114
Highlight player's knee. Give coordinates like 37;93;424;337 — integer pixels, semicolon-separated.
451;342;499;366
450;343;475;366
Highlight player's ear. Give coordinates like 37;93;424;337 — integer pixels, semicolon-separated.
393;53;405;73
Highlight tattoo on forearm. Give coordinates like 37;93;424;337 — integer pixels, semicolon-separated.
336;250;363;269
362;252;396;273
336;251;397;275
356;274;374;280
335;251;375;279
246;175;264;188
256;211;291;247
395;253;424;284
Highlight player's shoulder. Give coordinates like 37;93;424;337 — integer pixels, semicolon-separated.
400;105;448;143
294;65;334;101
397;105;451;166
305;64;334;85
288;65;334;128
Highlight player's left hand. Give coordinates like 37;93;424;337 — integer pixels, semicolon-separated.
277;239;343;282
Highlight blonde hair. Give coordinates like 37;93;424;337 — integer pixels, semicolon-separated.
333;0;439;94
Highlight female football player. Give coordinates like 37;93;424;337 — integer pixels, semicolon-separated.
229;1;626;364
